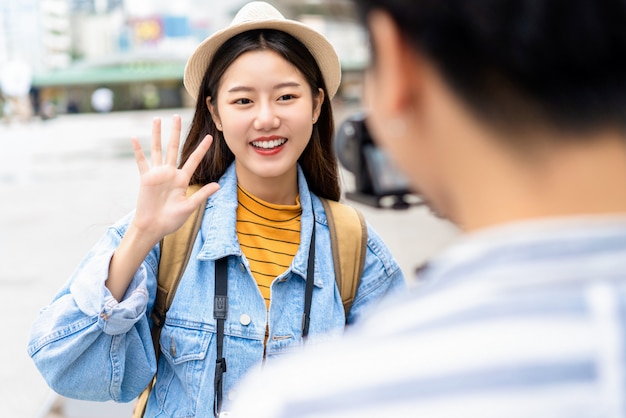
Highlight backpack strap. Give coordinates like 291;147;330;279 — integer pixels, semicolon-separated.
320;198;368;318
151;184;205;347
133;184;206;418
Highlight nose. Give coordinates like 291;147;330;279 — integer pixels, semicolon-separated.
253;102;280;131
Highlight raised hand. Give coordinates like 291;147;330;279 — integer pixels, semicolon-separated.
106;114;219;301
130;114;220;242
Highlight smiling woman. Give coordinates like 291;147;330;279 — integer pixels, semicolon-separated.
184;26;338;203
207;46;324;203
27;2;406;418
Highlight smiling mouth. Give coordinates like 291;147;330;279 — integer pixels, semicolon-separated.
251;138;287;149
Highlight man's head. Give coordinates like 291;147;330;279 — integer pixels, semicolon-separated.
354;0;626;228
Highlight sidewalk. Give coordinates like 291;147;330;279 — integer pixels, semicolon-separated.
1;109;194;418
1;107;457;418
41;397;133;418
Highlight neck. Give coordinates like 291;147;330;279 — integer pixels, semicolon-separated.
235;166;299;205
447;130;626;231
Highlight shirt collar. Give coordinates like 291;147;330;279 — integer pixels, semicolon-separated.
196;163;321;286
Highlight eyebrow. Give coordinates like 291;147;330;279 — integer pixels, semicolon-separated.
227;81;302;93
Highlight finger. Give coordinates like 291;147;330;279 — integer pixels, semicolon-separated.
131;137;149;174
151;117;162;167
181;134;213;177
165;114;182;167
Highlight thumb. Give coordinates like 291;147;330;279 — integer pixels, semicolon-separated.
186;182;220;208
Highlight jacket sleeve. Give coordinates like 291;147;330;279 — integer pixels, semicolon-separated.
27;213;159;402
346;222;407;325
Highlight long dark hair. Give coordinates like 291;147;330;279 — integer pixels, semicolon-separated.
180;29;340;201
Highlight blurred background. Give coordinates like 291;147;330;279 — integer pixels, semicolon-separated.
0;1;458;417
1;0;369;119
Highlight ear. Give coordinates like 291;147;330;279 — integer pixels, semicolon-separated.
366;11;420;117
206;97;223;131
312;88;324;123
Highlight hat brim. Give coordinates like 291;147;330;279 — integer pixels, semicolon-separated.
183;19;341;100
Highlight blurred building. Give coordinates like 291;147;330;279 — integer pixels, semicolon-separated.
0;0;40;120
0;0;42;70
2;0;368;115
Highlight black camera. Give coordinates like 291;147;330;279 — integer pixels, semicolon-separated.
335;112;421;209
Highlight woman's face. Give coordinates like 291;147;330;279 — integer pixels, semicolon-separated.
208;49;323;190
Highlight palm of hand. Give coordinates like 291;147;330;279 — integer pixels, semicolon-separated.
131;115;219;241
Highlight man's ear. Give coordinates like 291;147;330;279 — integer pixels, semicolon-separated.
206;97;222;131
367;11;420;116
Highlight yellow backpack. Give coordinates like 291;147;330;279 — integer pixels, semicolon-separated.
132;186;367;417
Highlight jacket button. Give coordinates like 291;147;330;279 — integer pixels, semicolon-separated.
239;313;251;326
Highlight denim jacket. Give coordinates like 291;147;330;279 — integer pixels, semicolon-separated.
27;163;406;417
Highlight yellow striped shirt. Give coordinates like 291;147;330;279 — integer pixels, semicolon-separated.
236;185;302;308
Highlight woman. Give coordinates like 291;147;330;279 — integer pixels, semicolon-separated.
28;2;405;417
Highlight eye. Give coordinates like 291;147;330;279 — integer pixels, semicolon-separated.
234;98;252;105
278;94;296;101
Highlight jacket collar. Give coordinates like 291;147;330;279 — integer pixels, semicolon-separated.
196;163;320;286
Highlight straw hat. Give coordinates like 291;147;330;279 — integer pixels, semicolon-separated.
183;1;341;100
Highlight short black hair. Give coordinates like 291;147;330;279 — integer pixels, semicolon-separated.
354;0;626;136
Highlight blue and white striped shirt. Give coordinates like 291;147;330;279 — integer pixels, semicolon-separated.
230;216;626;418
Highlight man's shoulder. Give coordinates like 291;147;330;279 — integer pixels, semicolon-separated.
229;220;626;417
232;278;625;417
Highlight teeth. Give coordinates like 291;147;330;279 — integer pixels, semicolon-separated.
252;138;287;149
